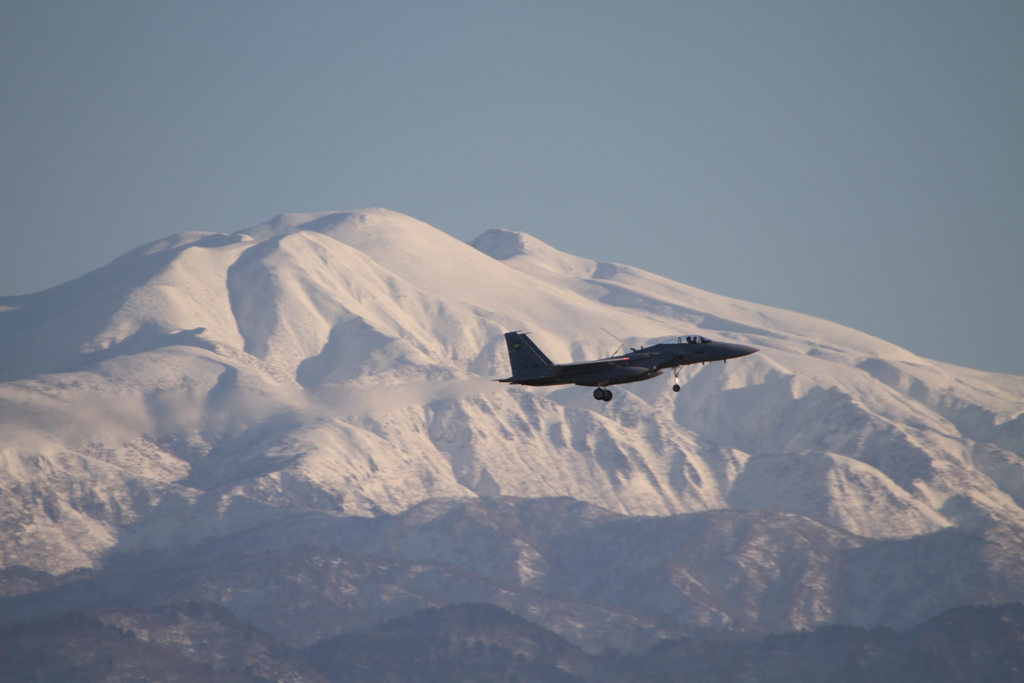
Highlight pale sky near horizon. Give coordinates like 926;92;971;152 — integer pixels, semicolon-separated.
2;1;1022;375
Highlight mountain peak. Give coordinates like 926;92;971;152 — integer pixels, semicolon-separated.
470;228;596;278
237;208;422;241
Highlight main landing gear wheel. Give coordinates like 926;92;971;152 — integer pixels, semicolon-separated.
672;367;683;394
593;388;613;401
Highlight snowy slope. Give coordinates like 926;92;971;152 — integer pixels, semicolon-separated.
470;227;1024;529
1;208;1022;586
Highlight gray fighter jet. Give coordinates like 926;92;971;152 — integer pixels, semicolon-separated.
498;331;758;401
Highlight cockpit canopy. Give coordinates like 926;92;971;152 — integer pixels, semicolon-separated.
684;335;711;344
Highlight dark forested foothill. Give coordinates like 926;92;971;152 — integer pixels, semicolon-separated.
644;603;1024;683
0;612;251;683
307;603;592;683
2;601;1023;683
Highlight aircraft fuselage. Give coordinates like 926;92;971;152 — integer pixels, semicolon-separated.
498;332;758;390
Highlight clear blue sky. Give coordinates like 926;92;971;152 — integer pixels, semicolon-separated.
2;1;1022;375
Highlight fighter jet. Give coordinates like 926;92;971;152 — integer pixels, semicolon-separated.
498;331;758;401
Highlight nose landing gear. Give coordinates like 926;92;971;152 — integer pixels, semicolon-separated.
593;387;613;402
672;367;683;394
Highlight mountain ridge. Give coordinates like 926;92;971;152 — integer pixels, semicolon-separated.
1;207;1022;646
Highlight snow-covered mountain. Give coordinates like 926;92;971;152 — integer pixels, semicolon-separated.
1;208;1022;644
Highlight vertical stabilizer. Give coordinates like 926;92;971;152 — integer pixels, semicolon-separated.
504;331;553;377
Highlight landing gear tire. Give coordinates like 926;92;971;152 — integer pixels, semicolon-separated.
594;388;613;401
672;384;681;393
602;389;613;402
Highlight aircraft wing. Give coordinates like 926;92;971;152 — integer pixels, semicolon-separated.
551;352;658;375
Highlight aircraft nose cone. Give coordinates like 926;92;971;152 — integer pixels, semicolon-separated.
731;344;759;357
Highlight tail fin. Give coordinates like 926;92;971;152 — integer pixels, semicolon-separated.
504;331;553;377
